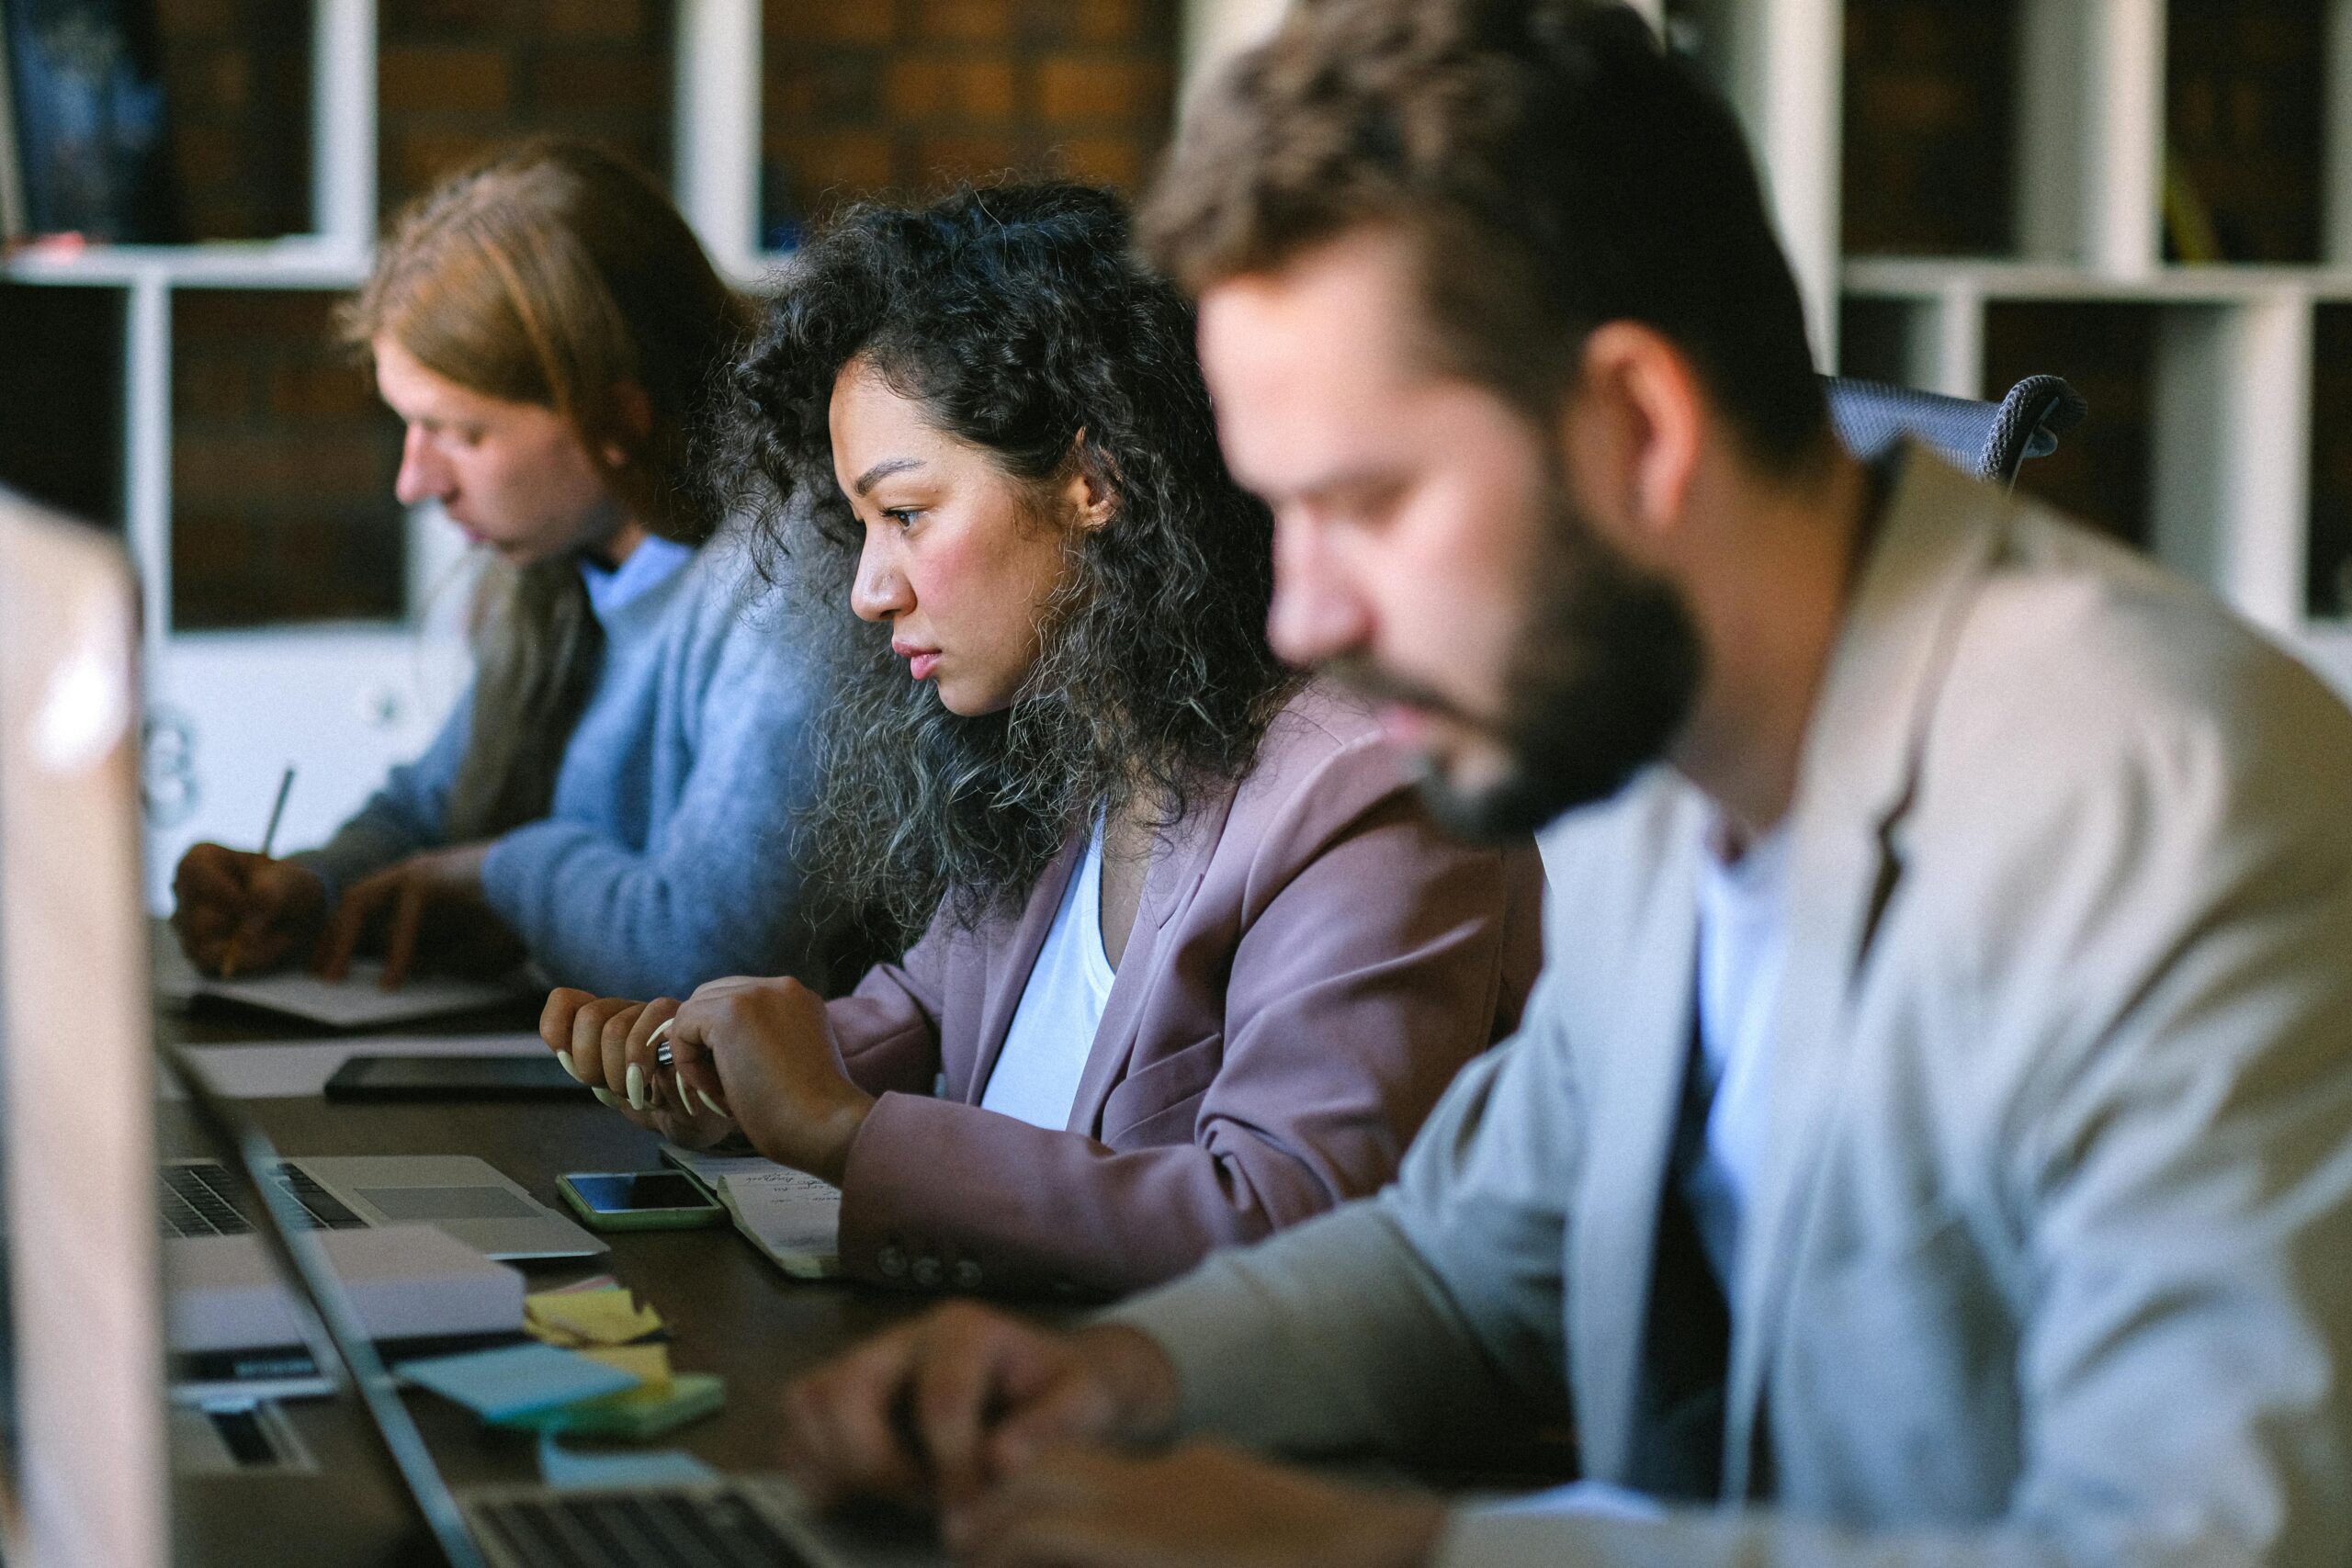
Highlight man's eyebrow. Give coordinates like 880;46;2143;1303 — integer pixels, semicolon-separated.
1268;464;1404;506
852;457;922;496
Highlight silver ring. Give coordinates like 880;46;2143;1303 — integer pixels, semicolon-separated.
650;1018;674;1070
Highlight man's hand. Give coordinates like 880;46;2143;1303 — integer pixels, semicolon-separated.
666;975;875;1183
314;842;520;989
779;1304;1182;1513
538;987;731;1144
953;1442;1446;1568
172;843;327;977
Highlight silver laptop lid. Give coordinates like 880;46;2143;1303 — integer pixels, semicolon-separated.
0;490;169;1568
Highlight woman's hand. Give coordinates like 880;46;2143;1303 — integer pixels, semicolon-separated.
172;843;328;977
668;976;875;1184
314;842;523;989
538;987;735;1146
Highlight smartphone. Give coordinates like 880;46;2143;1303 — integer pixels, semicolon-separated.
323;1053;586;1101
557;1170;729;1231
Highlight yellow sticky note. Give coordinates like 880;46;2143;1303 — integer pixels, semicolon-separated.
580;1343;673;1385
525;1286;664;1348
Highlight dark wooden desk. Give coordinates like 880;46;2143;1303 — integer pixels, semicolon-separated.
160;1007;941;1564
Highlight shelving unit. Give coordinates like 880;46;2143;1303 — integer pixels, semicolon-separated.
0;0;771;902
1647;0;2352;698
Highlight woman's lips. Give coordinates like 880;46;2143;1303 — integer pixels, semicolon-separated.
893;642;941;680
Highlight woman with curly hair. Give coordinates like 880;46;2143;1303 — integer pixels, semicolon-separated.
544;183;1544;1298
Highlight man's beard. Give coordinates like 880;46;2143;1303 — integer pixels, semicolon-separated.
1334;480;1702;840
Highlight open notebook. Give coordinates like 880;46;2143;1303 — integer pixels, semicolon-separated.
153;917;537;1029
661;1143;841;1279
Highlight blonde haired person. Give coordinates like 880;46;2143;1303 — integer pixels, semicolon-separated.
172;140;826;998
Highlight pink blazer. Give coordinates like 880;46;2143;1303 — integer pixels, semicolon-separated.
826;683;1545;1298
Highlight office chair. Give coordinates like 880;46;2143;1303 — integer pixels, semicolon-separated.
1824;373;2086;489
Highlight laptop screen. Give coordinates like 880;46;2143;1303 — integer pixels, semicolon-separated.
0;491;497;1568
0;490;170;1568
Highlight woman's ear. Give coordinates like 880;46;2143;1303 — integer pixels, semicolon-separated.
598;381;657;468
1060;429;1120;533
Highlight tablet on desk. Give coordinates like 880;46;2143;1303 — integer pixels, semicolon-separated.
322;1053;587;1101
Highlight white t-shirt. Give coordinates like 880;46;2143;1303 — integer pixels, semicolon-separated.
978;824;1117;1131
1684;818;1793;1289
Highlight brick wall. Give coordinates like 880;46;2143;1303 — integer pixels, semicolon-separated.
763;0;1179;239
0;286;124;526
2308;305;2352;617
1984;301;2157;549
378;0;678;214
157;0;313;240
169;290;407;628
2165;0;2323;263
1840;0;2017;256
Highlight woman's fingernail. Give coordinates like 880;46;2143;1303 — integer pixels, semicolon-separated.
555;1049;582;1083
625;1062;648;1111
696;1089;726;1119
592;1087;623;1111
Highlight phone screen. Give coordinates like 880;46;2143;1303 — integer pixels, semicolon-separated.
563;1171;716;1213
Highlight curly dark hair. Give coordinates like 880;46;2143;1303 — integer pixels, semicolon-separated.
722;183;1295;935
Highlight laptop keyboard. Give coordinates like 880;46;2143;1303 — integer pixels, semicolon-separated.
160;1161;368;1239
468;1489;820;1568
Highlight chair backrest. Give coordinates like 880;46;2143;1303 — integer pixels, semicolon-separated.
1823;374;2086;488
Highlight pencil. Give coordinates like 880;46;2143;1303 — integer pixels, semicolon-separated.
219;764;297;980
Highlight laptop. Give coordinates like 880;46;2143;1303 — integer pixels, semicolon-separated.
0;491;175;1565
0;490;937;1566
160;1153;607;1262
173;1059;931;1568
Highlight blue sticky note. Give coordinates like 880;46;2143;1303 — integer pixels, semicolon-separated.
401;1342;639;1421
538;1431;718;1490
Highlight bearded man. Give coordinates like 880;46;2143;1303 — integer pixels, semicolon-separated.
766;5;2352;1565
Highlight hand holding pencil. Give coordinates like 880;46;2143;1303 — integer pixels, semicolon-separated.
168;766;328;979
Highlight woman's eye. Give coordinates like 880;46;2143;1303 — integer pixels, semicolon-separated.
882;507;922;529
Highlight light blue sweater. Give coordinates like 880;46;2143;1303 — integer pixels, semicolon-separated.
297;528;818;998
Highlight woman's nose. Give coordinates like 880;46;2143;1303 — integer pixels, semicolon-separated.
850;536;910;623
392;428;452;507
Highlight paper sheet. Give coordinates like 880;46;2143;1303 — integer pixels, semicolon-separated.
195;965;533;1030
716;1167;842;1280
578;1344;673;1383
400;1342;639;1421
537;1432;718;1490
177;1033;548;1100
152;916;534;1028
661;1145;787;1196
525;1286;665;1348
